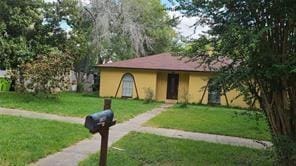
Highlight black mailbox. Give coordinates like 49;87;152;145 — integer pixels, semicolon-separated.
85;109;114;133
84;99;116;166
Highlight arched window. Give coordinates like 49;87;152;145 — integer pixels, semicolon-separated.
122;74;133;97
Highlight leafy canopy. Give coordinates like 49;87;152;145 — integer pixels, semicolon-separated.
174;0;296;163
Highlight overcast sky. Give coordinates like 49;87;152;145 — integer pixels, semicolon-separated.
167;11;209;39
161;0;209;39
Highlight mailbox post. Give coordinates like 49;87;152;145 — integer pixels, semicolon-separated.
99;99;113;166
84;98;116;166
103;98;112;110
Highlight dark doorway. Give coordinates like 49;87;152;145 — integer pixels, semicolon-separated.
166;74;179;99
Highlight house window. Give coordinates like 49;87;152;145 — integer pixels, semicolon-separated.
122;74;133;97
208;79;221;105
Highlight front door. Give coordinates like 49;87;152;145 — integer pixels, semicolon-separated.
166;74;179;99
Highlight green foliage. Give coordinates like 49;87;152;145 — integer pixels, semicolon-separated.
43;0;93;73
88;0;175;61
0;115;90;165
80;132;273;166
0;78;11;91
174;0;295;103
146;105;271;140
272;135;296;164
174;0;296;163
12;49;74;95
134;0;175;55
182;36;214;57
0;0;43;69
0;0;92;94
0;0;90;72
143;87;154;104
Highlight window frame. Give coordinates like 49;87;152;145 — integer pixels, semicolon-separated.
121;73;134;98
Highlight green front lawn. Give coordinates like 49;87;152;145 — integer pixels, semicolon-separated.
145;105;271;140
0;115;90;166
80;132;273;166
0;92;161;122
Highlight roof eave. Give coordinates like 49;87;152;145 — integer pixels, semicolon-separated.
97;66;218;73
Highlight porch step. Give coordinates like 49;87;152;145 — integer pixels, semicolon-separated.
165;99;178;104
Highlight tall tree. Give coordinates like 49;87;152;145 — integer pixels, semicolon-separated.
1;0;91;92
0;0;86;69
0;0;43;69
36;0;93;92
86;0;174;62
174;0;296;164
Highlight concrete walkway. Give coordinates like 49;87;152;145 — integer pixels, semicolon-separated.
0;105;273;166
0;107;84;124
31;104;173;166
136;126;272;149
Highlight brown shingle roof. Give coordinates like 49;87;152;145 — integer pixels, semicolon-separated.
97;53;231;72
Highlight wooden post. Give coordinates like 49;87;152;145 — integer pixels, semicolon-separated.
99;126;109;166
222;87;229;106
104;98;111;110
199;82;209;104
99;98;112;166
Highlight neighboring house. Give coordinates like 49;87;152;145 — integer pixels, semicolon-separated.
0;70;7;78
97;53;248;108
69;70;95;92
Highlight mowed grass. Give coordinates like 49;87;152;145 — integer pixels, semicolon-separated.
146;105;271;140
0;92;161;122
0;115;90;166
80;132;273;166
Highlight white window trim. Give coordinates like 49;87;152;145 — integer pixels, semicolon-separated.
122;74;133;97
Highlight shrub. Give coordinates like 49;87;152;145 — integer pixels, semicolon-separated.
143;87;154;104
77;83;84;92
12;50;74;96
0;78;11;91
179;88;190;108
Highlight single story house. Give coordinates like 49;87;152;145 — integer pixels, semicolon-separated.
97;53;248;108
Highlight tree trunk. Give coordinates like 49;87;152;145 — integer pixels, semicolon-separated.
260;83;296;165
18;69;25;92
76;71;83;92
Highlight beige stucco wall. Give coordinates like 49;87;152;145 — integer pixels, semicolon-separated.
188;72;249;107
221;89;249;108
155;72;189;102
100;68;157;99
188;72;213;104
155;72;167;101
177;72;189;102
